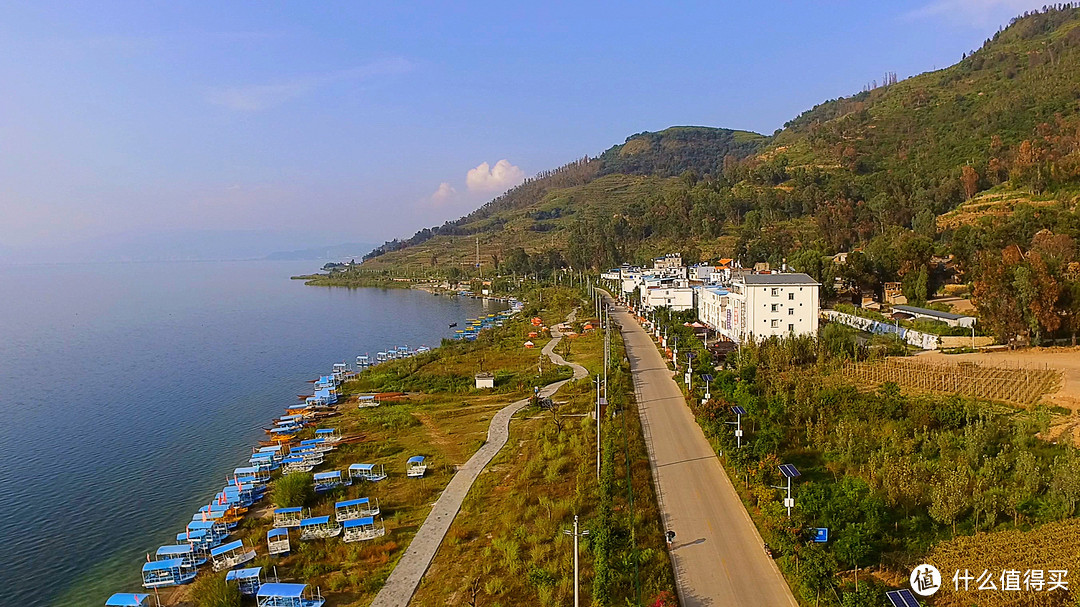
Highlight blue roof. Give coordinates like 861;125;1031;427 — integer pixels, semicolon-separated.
177;529;207;541
258;446;282;452
258;583;307;598
267;527;288;538
233;466;259;475
315;428;335;434
299;438;324;446
350;463;374;470
313;471;340;480
407;455;426;464
274;507;303;514
187;520;218;531
336;498;369;508
156;544;191;556
225;567;262;581
280;457;304;464
143;558;185;572
105;594;150;607
210;539;244;557
270;427;298;434
343;516;375;528
300;515;330;526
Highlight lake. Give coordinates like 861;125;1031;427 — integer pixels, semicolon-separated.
0;261;495;606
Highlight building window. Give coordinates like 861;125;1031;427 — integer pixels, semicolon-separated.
771;288;779;296
788;293;794;300
788;324;794;332
788;308;794;315
771;319;779;328
771;303;779;312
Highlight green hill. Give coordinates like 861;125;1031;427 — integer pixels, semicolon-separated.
355;7;1080;340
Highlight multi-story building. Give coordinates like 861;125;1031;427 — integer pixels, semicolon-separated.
697;272;820;342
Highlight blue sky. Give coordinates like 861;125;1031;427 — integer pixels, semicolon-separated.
0;0;1051;259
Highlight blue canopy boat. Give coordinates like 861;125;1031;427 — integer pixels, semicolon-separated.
210;539;256;572
406;455;427;478
105;593;153;607
342;516;386;542
272;507;304;528
256;583;325;607
348;463;386;482
334;497;380;522
142;558;196;588
314;428;341;443
298;515;341;541
155;543;204;568
267;527;291;556
226;566;263;595
313;470;349;493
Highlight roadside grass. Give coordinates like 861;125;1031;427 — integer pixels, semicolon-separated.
411;322;675;607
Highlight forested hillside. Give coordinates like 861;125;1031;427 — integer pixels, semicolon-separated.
359;6;1080;344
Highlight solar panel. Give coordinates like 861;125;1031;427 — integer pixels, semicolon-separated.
731;406;746;416
885;589;921;607
702;374;714;383
778;464;800;478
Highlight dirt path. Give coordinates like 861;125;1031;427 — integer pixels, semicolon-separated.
369;311;587;607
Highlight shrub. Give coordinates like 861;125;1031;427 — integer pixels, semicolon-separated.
273;472;314;508
192;573;241;607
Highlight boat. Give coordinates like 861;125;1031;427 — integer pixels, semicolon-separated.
314;428;342;443
142;558;196;588
298;515;342;541
406;455;427;478
154;543;204;568
357;395;381;408
334;497;380;522
272;507;304;528
267;527;291;556
105;594;154;607
448;322;457;328
226;567;263;596
313;470;350;492
342;516;386;542
348;463;387;482
210;539;256;572
256;583;325;607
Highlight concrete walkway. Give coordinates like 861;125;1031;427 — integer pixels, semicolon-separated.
604;293;798;607
370;311;588;607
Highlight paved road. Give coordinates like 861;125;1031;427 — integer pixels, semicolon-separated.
606;295;798;607
370;312;588;607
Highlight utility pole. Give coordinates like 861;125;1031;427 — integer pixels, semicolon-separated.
563;515;590;607
596;376;602;479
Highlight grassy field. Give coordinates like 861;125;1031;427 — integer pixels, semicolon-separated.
411;319;675;607
180;286;672;607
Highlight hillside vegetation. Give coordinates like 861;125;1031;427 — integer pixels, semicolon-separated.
357;6;1080;344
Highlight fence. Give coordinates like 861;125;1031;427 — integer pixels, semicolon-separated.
822;310;942;350
842;358;1061;406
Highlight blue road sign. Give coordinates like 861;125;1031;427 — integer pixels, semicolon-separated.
812;528;828;543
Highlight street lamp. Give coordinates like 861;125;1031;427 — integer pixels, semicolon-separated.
726;405;746;448
773;464;800;517
563;515;590;607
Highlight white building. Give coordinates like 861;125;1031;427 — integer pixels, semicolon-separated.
640;276;696;312
697;273;820;342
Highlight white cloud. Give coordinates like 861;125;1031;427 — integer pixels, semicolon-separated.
205;58;413;111
430;182;457;204
465;159;525;194
904;0;1047;27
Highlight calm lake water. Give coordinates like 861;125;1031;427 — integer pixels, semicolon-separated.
0;261;495;606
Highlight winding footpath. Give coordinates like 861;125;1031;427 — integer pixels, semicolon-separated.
604;292;798;607
370;311;588;607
